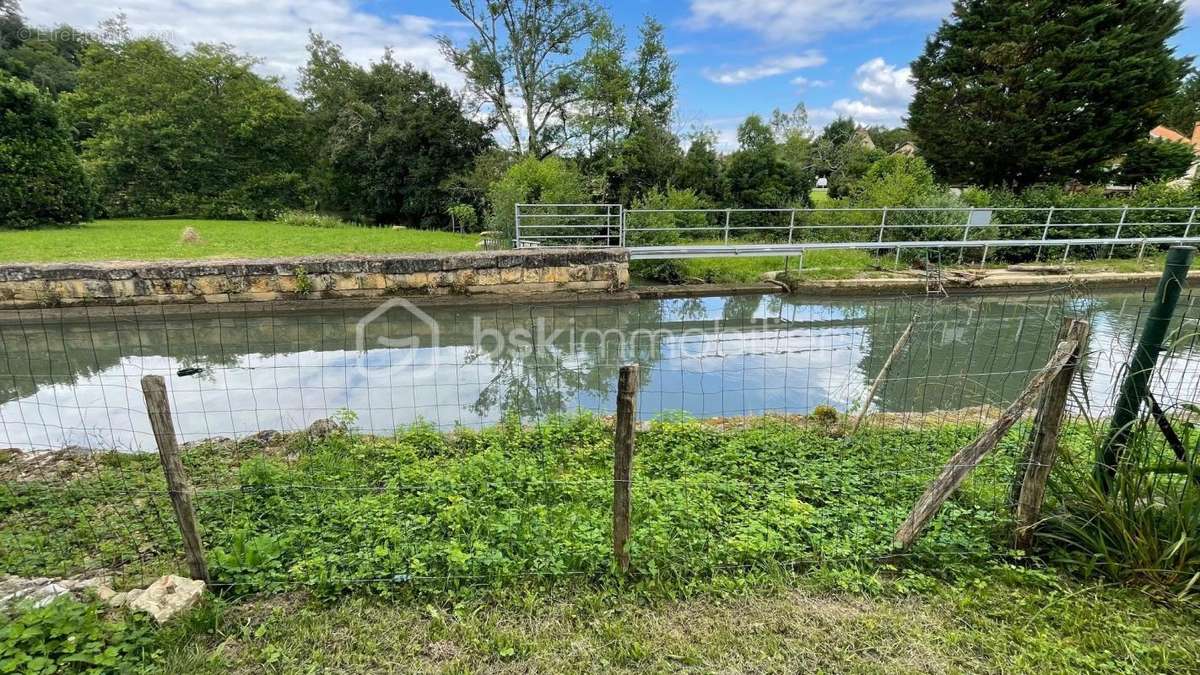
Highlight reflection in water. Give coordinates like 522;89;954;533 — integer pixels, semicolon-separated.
1;290;1198;451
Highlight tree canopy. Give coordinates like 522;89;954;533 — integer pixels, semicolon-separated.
909;0;1189;188
301;35;492;225
0;75;91;228
440;0;601;158
65;38;306;218
1117;138;1196;185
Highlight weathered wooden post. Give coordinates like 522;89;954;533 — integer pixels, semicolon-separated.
893;322;1087;551
1012;318;1090;551
1095;246;1194;492
141;375;209;583
612;364;639;574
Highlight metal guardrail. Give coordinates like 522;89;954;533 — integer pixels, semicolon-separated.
514;204;1200;262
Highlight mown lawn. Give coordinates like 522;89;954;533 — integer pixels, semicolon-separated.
0;219;479;263
153;577;1200;673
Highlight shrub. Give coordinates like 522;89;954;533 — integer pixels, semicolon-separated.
446;203;479;233
486;157;588;246
851;156;971;245
628;187;711;283
1040;422;1200;597
0;597;154;673
275;210;345;229
0;76;92;229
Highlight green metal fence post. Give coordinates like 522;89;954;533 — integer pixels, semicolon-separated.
1095;245;1195;492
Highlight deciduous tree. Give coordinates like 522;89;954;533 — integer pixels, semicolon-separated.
440;0;601;158
301;35;492;226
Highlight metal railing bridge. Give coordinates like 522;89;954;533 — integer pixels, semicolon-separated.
514;204;1200;264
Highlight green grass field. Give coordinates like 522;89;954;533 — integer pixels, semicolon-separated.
4;415;1198;673
0;219;479;263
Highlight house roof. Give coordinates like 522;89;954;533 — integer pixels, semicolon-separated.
1150;125;1188;143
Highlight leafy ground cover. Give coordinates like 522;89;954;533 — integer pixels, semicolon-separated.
2;415;1013;595
0;219;479;263
2;415;1197;672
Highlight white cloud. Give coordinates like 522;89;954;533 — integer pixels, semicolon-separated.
688;0;949;42
21;0;458;88
703;51;826;85
815;57;914;126
853;58;914;104
791;76;830;90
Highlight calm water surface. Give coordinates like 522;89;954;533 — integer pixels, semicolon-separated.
2;290;1198;451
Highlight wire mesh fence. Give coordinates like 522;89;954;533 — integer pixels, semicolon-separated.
2;280;1199;594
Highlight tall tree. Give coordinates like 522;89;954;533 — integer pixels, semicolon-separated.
1;75;92;228
0;1;89;95
440;0;600;158
301;36;492;225
909;0;1189;188
676;131;724;201
64;38;306;218
725;115;812;209
577;15;675;154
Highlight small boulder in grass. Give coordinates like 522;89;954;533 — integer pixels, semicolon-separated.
123;575;205;623
179;227;203;244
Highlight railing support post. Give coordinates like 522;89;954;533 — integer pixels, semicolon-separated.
1095;246;1195;492
1035;207;1054;262
1108;206;1129;259
723;209;732;245
514;203;521;248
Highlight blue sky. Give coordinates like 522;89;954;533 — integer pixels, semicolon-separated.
29;0;1200;148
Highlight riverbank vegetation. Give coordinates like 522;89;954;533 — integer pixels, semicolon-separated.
3;413;1198;671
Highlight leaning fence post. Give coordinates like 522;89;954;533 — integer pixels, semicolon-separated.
1095;245;1195;492
612;364;639;574
141;375;209;583
1012;318;1089;551
893;324;1085;551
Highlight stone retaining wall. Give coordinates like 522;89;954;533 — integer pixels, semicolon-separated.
0;249;629;309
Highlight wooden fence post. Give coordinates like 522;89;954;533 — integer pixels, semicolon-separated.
1012;319;1089;550
893;321;1088;551
613;364;639;574
141;375;209;583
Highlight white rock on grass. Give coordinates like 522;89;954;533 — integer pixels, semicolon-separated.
127;575;205;623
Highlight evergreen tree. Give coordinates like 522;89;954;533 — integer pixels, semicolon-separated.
909;0;1189;188
0;75;92;228
1117;138;1196;185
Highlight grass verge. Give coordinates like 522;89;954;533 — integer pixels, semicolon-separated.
0;219;479;263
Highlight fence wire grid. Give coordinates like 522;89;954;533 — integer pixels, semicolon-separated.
2;283;1199;593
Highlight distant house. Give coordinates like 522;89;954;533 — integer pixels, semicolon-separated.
892;141;918;157
815;176;829;189
1148;123;1200;186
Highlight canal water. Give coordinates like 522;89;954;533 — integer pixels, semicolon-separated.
1;289;1198;451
